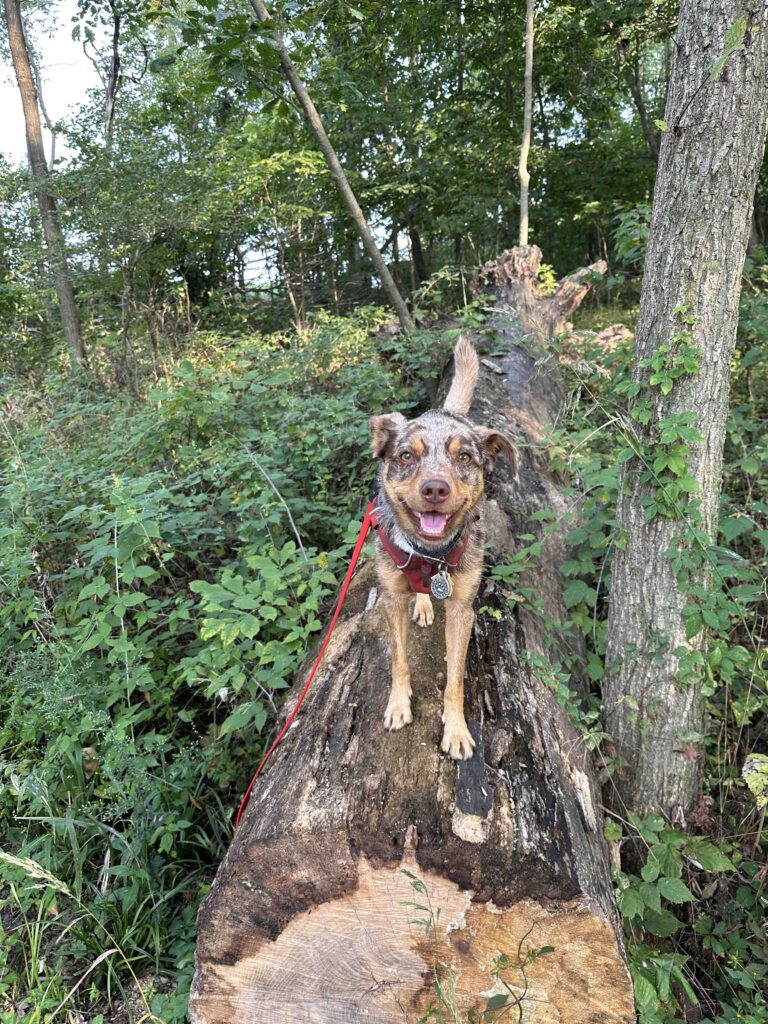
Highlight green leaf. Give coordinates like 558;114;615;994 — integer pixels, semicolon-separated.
657;877;694;904
710;14;748;81
631;971;659;1012
641;856;660;883
150;52;179;73
649;842;683;878
639;881;662;913
400;869;426;894
618;887;644;919
485;994;510;1011
685;839;735;872
642;907;684;937
77;576;110;602
644;813;666;833
219;701;266;737
604;820;622;842
563;579;596;608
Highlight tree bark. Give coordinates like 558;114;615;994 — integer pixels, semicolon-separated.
604;2;768;822
624;49;660;162
190;248;634;1024
407;219;428;284
518;0;534;246
249;0;415;333
4;0;85;366
105;0;121;144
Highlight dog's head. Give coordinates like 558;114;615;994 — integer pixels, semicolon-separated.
370;408;516;549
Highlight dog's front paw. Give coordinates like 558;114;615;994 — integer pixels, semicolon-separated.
440;717;475;760
384;693;413;731
411;593;435;627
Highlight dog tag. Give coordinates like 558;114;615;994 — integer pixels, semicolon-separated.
430;569;453;600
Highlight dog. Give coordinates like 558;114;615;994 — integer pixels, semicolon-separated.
369;337;517;759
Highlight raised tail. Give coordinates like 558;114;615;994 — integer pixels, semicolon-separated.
443;336;479;416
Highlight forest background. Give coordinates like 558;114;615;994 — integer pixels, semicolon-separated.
0;1;766;1022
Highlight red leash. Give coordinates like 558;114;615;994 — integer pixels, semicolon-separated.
235;501;375;827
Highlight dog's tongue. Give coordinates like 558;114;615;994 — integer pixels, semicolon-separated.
419;511;448;536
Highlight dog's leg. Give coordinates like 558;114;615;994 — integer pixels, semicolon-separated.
441;597;476;759
412;592;434;627
383;589;413;730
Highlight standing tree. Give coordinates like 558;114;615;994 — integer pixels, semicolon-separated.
604;2;768;822
248;0;415;333
518;0;534;245
3;0;85;365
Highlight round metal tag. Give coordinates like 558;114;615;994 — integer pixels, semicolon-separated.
430;570;453;600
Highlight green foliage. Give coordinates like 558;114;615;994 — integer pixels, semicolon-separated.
0;310;444;1021
2;3;767;1019
613;202;653;271
532;286;768;1024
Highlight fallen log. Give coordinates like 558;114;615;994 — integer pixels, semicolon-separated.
190;247;635;1024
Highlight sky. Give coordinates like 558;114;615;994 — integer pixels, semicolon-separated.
1;0;101;166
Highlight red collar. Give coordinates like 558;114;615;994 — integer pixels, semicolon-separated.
368;500;477;595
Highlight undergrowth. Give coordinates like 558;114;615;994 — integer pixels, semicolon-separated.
539;254;768;1023
0;307;458;1021
1;255;766;1023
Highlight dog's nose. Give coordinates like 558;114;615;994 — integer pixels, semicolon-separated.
420;478;451;503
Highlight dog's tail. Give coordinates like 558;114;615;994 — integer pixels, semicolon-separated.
443;336;479;416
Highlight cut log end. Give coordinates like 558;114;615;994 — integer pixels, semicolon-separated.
191;850;634;1024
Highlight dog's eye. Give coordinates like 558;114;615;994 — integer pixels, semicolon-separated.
457;452;472;464
399;450;414;463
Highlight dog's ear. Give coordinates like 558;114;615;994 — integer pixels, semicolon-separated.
478;428;518;477
370;412;406;458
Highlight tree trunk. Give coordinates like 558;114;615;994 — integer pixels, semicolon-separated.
190;248;635;1024
624;49;660;161
604;2;768;822
518;0;534;246
4;0;85;366
105;0;121;144
248;0;414;333
407;219;428;284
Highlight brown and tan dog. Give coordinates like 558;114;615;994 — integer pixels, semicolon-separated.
369;337;516;759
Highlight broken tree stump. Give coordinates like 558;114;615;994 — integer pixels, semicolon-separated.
190;247;635;1024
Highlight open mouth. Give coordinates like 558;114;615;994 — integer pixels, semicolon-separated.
404;505;457;539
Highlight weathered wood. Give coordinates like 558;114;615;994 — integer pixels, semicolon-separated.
190;248;633;1024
